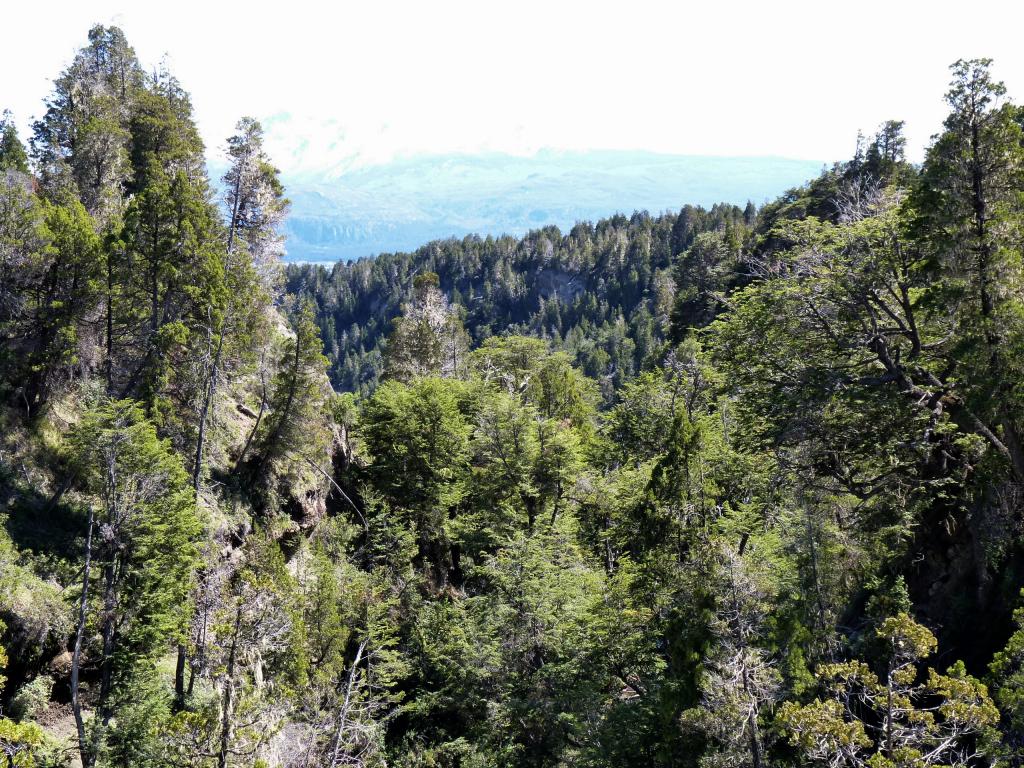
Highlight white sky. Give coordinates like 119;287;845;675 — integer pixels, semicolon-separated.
4;0;1024;175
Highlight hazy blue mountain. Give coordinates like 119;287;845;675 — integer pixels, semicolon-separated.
278;150;824;262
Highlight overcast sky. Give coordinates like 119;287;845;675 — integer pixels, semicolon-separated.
5;0;1024;175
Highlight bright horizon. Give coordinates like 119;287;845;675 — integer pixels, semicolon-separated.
6;0;1024;176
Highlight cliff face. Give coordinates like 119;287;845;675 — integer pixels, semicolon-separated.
904;485;1024;669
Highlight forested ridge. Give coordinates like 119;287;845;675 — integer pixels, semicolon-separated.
284;199;755;398
5;25;1024;768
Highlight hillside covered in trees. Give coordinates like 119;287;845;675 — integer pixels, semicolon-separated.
285;200;754;398
6;24;1024;768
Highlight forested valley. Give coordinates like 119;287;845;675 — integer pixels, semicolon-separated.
5;25;1024;768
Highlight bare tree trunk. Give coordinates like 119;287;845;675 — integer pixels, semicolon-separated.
747;705;764;768
804;506;828;638
98;560;117;724
71;506;96;768
187;568;214;698
105;255;113;394
217;603;243;768
197;148;249;488
328;639;367;768
173;642;187;711
885;659;895;759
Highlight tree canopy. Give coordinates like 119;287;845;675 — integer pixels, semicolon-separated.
3;32;1024;768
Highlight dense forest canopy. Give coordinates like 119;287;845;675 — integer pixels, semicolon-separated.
284;200;753;398
4;25;1024;768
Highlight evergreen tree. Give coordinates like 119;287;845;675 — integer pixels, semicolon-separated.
780;614;999;767
192;117;285;493
359;376;471;586
69;399;201;768
241;300;332;510
384;272;469;381
0;111;29;174
31;25;142;222
914;58;1024;479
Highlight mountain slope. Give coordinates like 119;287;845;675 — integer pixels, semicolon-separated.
279;150;823;261
286;201;754;396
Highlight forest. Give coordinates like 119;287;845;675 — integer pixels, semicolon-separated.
3;24;1024;768
284;198;754;398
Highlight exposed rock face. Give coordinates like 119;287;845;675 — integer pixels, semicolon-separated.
907;484;1024;669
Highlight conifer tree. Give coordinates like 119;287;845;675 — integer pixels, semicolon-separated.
0;111;29;174
111;77;227;421
241;300;332;509
69;399;201;768
192;117;286;493
31;25;143;223
914;58;1024;478
384;272;469;381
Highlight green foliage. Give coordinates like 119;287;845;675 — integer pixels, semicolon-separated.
244;299;332;509
69;398;201;765
5;30;1024;768
670;230;737;337
990;591;1024;760
359;377;471;584
72;399;201;657
31;24;143;220
287;205;753;397
0;182;106;414
385;271;470;381
0;111;29;174
911;59;1024;481
7;676;52;722
472;528;604;764
0;717;44;768
780;614;999;767
0;614;45;766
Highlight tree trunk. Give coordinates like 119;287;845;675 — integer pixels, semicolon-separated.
193;330;225;492
524;494;537;532
328;639;367;767
173;643;187;711
885;659;895;758
235;349;270;470
747;706;764;768
98;559;117;724
71;506;96;768
105;254;113;394
252;331;302;477
217;603;243;768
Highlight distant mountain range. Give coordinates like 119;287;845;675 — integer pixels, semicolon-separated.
276;150;825;262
